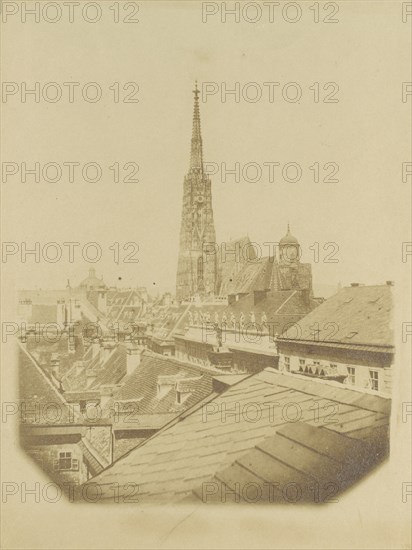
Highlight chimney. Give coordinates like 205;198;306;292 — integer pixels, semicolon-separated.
68;333;76;354
91;337;100;358
100;386;113;409
56;300;66;328
18;299;32;321
126;343;143;375
50;353;60;380
100;336;116;362
71;299;82;322
97;289;108;315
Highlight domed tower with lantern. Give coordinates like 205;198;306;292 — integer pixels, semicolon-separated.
279;224;300;265
277;224;313;293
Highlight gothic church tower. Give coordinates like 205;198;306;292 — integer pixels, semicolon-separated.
176;83;217;301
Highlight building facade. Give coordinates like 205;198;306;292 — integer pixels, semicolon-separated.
276;283;394;395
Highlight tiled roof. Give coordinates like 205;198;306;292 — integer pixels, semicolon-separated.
62;345;127;392
107;289;143;322
110;352;214;415
80;368;390;503
278;284;394;348
219;257;275;296
62;360;90;392
89;345;127;389
25;331;85;382
19;345;79;424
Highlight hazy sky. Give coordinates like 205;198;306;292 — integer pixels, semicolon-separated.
2;1;411;297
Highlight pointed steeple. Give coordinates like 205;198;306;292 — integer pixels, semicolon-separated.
176;83;217;301
190;81;203;172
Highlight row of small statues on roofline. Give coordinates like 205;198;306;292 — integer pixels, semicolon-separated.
187;310;268;328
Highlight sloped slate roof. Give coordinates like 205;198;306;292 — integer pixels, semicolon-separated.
219;257;275;296
278;284;393;348
89;345;127;389
193;420;388;503
19;345;79;424
110;352;214;415
80;368;390;503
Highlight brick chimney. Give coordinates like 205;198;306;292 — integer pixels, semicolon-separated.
68;333;76;354
56;300;66;328
100;336;116;362
97;289;108;315
126;343;144;376
50;353;60;380
91;337;100;358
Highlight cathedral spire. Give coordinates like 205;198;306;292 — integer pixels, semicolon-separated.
190;81;203;172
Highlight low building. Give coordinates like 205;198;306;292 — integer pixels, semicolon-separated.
18;345;112;484
276;283;394;395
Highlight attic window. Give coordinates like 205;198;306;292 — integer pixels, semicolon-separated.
54;452;79;471
346;331;358;339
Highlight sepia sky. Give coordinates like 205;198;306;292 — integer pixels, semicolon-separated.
2;1;411;296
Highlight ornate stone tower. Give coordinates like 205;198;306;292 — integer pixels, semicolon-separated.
176;83;217;302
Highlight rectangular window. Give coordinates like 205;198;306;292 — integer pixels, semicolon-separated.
347;367;356;385
369;370;379;391
53;452;79;471
59;452;72;470
299;359;305;371
284;356;290;372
